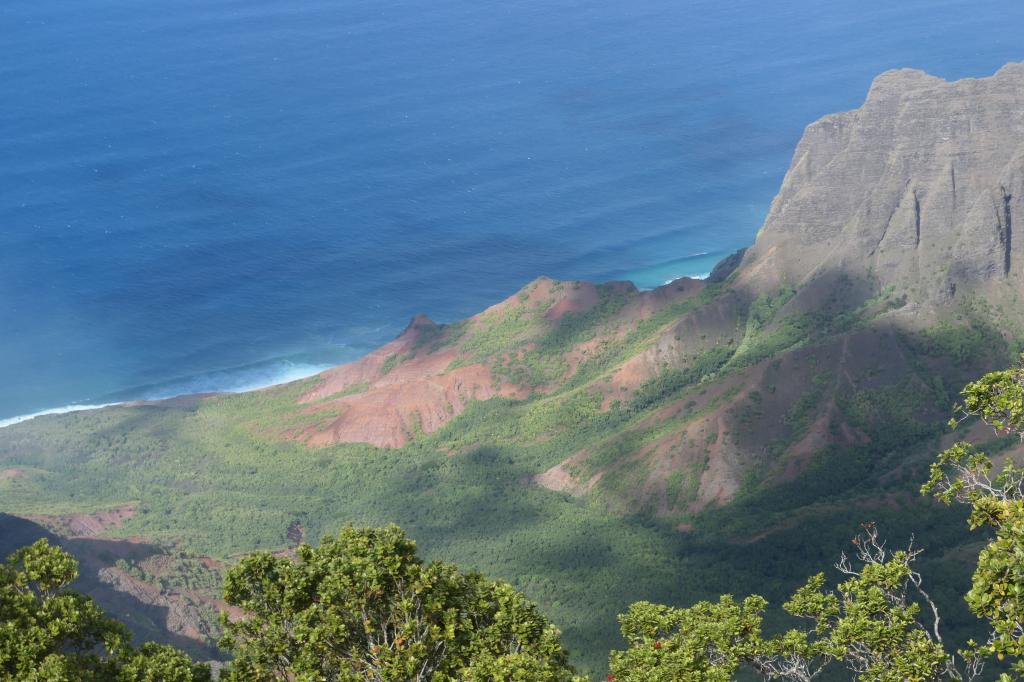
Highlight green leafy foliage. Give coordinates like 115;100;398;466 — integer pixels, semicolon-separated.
606;358;1024;681
629;347;733;413
0;539;209;681
609;595;768;681
780;533;955;682
923;355;1024;676
219;524;583;681
0;281;1011;675
608;524;978;681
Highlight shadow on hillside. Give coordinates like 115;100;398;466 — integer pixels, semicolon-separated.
0;513;223;661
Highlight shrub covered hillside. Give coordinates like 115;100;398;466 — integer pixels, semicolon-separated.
4;66;1024;675
0;300;1012;674
1;274;1017;674
4;360;1024;681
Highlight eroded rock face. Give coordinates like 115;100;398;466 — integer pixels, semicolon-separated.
253;64;1024;513
0;513;226;661
276;64;1024;486
738;63;1024;307
291;276;705;448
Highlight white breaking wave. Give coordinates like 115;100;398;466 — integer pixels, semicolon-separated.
0;403;121;429
0;359;339;430
139;361;334;401
661;271;711;285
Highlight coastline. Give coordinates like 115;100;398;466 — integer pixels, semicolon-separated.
0;403;124;429
0;360;338;430
0;263;720;431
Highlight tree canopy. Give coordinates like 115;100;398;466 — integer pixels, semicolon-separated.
607;355;1024;681
0;539;209;682
218;524;583;681
5;358;1024;680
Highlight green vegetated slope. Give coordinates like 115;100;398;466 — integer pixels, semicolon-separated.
4;65;1024;676
0;275;1018;675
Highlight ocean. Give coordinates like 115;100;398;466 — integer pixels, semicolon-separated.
1;0;1022;421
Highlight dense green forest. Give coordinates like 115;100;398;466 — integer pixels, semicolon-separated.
0;273;1019;675
5;357;1024;680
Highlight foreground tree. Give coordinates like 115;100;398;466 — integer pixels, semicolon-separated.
609;594;768;681
924;356;1024;676
219;524;583;681
608;523;981;682
772;523;980;682
610;357;1024;681
0;539;209;681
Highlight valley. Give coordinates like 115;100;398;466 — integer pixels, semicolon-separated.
2;64;1024;676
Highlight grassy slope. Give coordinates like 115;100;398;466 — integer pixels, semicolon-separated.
0;280;1017;675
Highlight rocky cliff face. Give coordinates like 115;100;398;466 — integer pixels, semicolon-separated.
291;276;708;448
288;63;1024;460
3;64;1023;668
738;63;1024;313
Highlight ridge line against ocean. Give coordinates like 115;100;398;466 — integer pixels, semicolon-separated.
2;0;1022;423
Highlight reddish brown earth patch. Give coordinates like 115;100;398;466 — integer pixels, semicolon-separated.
0;468;25;481
27;504;137;538
479;276;563;319
96;564;220;643
605;288;739;398
292;305;534;448
66;533;240;655
543;282;600;321
301;314;444;402
298;361;530;448
536;363;777;519
1;513;226;660
535;450;604;496
280;275;723;448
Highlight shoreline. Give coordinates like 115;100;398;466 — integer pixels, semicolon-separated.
0;363;336;431
0;403;124;430
0;266;719;431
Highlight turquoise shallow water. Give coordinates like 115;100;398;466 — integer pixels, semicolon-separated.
1;0;1022;420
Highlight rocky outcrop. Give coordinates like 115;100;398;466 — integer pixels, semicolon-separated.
0;514;225;661
291;275;705;448
281;64;1024;513
738;63;1024;311
291;65;1024;453
233;64;1024;523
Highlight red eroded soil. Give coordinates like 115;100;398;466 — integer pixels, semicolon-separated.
534;450;604;496
26;504;137;538
1;513;229;660
299;358;531;448
0;468;25;481
287;276;711;448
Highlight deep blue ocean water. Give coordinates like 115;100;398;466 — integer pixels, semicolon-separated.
1;0;1022;422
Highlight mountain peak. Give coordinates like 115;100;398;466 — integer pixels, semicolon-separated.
864;67;944;100
737;62;1024;317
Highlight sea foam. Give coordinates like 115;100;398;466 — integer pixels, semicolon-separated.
136;360;335;401
0;358;341;430
0;403;121;429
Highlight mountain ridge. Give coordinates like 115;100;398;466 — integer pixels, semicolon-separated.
254;62;1024;517
738;62;1024;310
2;63;1023;673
